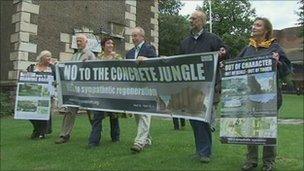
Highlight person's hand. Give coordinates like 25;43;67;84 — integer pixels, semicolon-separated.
217;52;225;69
137;56;147;60
82;58;88;62
272;52;282;66
219;61;224;69
50;58;57;65
52;81;58;87
136;56;147;65
108;52;117;60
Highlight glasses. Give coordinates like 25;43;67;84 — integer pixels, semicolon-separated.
189;17;198;20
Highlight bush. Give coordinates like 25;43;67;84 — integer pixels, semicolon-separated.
0;92;14;117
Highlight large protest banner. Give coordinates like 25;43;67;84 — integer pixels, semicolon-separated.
220;55;277;145
14;72;53;120
56;52;218;122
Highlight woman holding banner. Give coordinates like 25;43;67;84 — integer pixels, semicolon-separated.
27;50;55;139
238;17;291;171
87;37;122;147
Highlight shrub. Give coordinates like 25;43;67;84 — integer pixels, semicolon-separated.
0;92;14;117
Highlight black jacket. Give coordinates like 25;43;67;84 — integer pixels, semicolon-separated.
27;64;56;80
126;42;157;59
180;29;223;104
180;30;223;55
237;40;291;108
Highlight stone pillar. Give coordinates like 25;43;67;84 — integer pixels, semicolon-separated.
150;0;159;54
59;33;74;61
59;27;100;61
9;0;39;80
124;0;137;52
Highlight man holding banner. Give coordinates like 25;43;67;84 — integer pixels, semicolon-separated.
55;34;96;144
179;10;223;163
126;26;157;153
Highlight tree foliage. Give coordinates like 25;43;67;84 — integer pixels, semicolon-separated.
297;0;304;37
159;14;189;56
159;0;183;15
159;0;189;56
201;0;256;57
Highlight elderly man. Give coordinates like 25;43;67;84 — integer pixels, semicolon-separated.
179;10;223;163
55;34;96;144
126;26;157;153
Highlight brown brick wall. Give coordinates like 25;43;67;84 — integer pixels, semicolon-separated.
35;0;126;60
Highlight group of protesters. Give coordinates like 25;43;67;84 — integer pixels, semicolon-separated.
26;9;291;171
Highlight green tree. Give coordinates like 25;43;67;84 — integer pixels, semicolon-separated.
297;0;303;37
159;0;189;56
159;0;183;15
201;0;256;57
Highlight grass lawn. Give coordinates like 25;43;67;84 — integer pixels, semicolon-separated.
1;114;303;170
279;94;304;119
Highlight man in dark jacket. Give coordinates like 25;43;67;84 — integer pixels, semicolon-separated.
126;26;157;153
179;10;223;163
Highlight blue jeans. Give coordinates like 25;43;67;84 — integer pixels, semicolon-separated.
189;120;212;157
88;111;120;145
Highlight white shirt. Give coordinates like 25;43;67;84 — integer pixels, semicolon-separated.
134;41;144;59
192;28;204;40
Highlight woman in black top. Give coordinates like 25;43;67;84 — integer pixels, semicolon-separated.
27;50;55;139
239;17;291;171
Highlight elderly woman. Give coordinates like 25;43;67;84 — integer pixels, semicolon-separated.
238;17;291;171
27;50;55;139
88;37;122;148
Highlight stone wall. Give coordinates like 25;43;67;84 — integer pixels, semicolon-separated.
0;0;15;83
136;0;159;54
36;0;126;61
9;0;39;81
0;0;159;84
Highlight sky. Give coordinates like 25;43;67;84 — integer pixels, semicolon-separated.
179;0;301;30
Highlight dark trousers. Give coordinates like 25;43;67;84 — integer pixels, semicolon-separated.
172;117;185;129
30;117;52;136
190;119;212;157
88;111;120;145
246;145;276;164
245;103;281;165
46;115;52;134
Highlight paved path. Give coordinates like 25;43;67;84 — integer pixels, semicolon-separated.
158;117;304;125
278;119;304;125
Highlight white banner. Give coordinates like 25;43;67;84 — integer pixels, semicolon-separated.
14;72;53;120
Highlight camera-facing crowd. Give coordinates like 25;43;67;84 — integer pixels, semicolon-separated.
25;9;291;171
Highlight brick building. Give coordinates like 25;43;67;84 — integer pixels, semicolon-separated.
0;0;159;89
274;26;304;93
